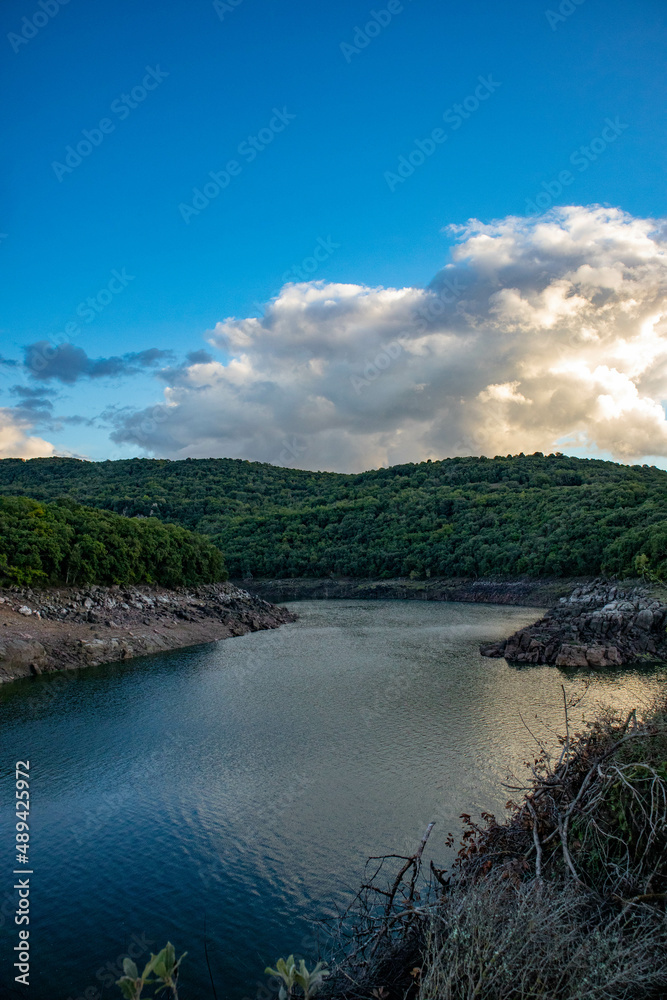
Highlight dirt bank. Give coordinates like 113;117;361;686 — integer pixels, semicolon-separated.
0;582;295;683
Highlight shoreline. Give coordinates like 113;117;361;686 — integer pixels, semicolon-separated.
480;578;667;667
0;581;296;684
333;698;667;1000
4;574;666;683
234;574;582;607
239;575;667;668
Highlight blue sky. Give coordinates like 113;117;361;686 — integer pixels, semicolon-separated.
2;0;667;469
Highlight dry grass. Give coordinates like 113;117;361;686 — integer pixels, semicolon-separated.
327;699;667;1000
419;874;666;1000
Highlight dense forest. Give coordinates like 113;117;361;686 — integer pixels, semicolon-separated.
0;495;227;587
1;453;667;581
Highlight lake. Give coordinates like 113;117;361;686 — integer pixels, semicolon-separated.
1;600;665;1000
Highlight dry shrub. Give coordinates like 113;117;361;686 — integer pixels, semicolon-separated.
419;873;667;1000
329;700;667;1000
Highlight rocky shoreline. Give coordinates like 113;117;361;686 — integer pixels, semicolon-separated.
480;579;667;667
4;575;664;683
0;582;296;683
239;575;667;669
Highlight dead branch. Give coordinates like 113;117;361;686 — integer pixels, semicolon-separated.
525;800;542;879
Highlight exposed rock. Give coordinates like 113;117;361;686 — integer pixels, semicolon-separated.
0;639;49;683
0;582;296;683
244;575;667;669
636;609;654;630
480;580;667;668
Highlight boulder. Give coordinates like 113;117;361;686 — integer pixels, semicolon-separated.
0;639;49;681
584;645;621;667
555;644;589;667
635;609;654;630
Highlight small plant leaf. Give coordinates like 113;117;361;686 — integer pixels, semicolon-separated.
122;958;139;979
116;976;140;1000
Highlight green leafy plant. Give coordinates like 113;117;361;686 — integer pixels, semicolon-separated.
265;955;329;1000
116;943;187;1000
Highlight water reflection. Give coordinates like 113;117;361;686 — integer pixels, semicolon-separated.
0;600;664;1000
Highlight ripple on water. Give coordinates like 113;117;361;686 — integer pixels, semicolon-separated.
0;599;665;1000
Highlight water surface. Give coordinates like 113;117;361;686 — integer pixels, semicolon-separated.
1;600;665;1000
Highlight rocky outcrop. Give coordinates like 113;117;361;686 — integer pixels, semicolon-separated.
0;638;49;675
479;580;667;667
0;582;295;683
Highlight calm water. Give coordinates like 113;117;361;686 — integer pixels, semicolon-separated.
1;600;665;1000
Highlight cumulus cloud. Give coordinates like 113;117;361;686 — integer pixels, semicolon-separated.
0;408;57;459
24;343;174;383
112;206;667;471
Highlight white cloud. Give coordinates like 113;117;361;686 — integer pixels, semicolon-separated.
0;408;56;459
113;205;667;472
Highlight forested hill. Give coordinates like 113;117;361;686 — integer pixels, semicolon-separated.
0;495;226;587
1;453;667;580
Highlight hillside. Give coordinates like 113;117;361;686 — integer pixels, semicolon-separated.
1;453;667;580
0;495;226;587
